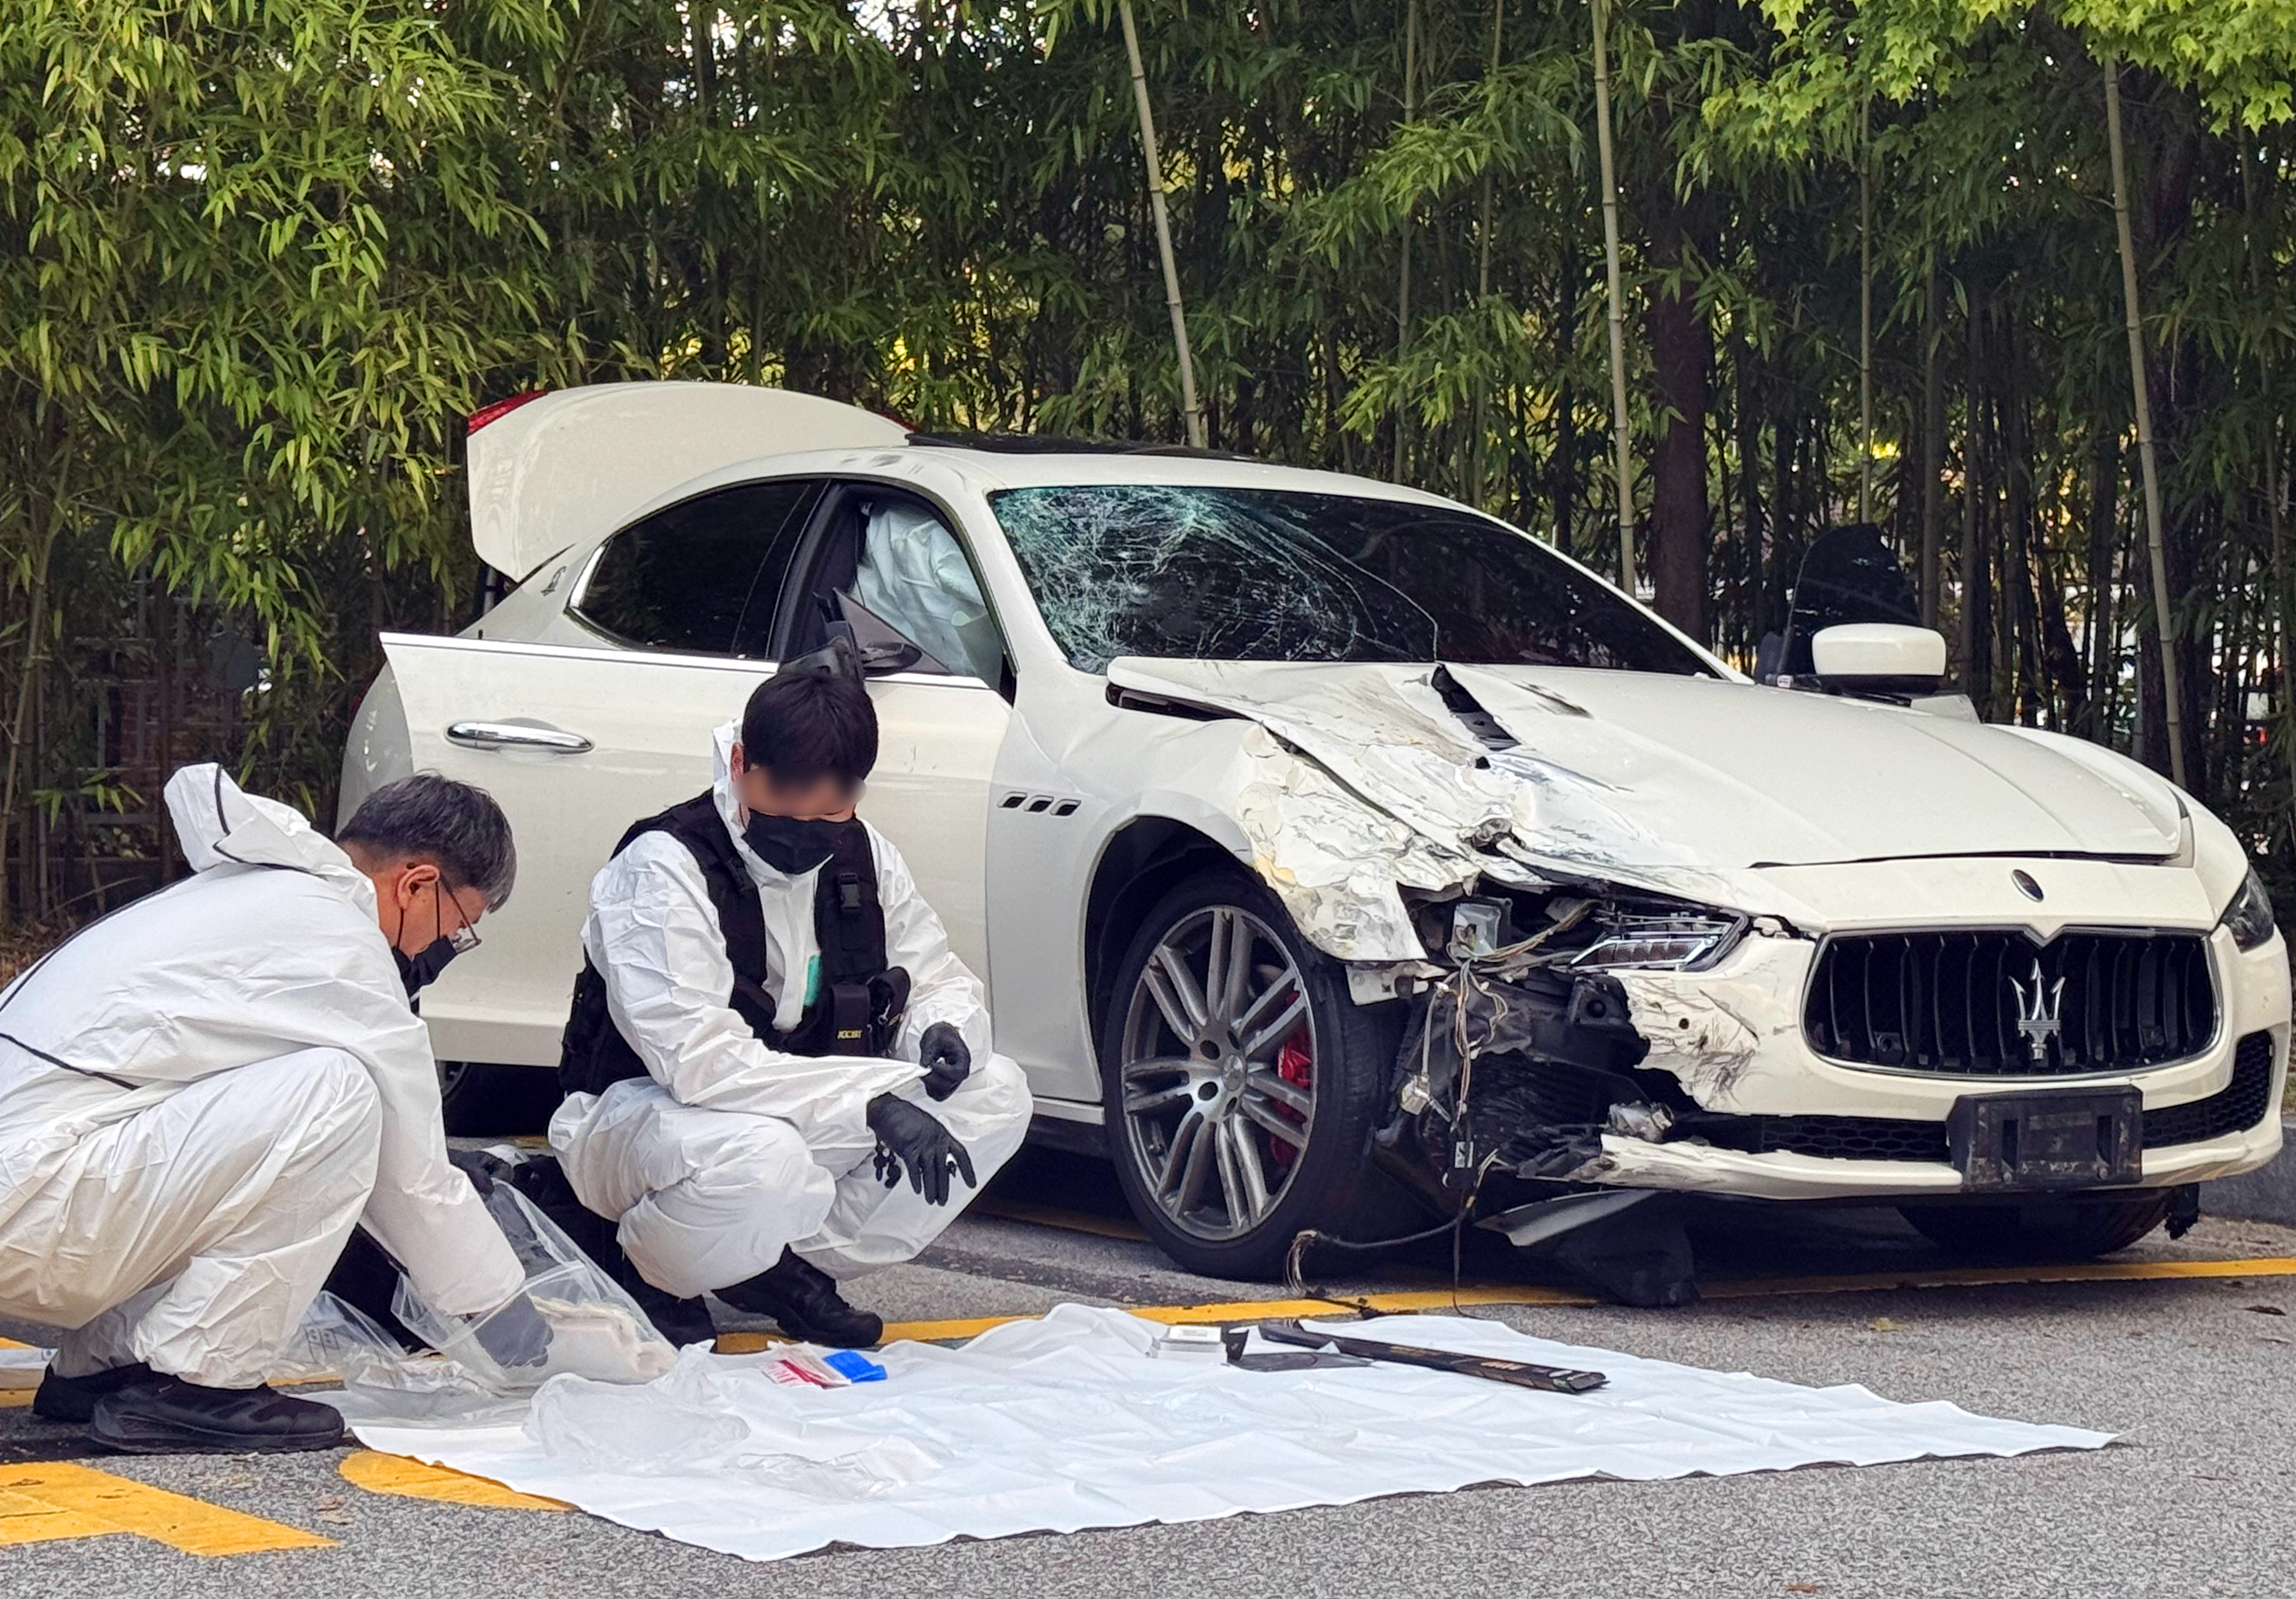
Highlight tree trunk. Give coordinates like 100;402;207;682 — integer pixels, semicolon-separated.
1919;250;1945;627
2002;314;2041;722
1734;324;1765;665
2084;427;2120;732
0;454;68;933
1959;290;1992;713
1553;253;1580;548
1643;210;1711;639
1392;0;1419;482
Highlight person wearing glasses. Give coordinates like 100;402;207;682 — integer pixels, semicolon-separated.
549;646;1030;1349
0;768;547;1453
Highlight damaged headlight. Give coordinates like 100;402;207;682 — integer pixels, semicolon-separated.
2220;866;2277;951
1569;910;1746;972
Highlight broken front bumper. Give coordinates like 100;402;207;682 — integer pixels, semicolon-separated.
1580;923;2290;1199
1577;1111;2283;1201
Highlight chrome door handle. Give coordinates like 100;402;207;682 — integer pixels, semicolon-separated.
445;720;594;754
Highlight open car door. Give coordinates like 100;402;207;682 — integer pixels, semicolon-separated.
769;485;1010;996
380;634;776;1068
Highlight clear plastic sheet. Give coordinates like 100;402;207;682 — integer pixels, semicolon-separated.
280;1184;676;1429
267;1290;407;1386
391;1184;676;1393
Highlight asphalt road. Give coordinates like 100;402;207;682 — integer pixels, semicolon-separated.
3;1151;2292;1599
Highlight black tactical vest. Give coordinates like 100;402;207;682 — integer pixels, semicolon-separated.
557;791;911;1099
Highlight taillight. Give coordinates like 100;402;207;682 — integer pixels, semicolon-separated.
467;390;548;435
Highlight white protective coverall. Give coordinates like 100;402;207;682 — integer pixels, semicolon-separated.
0;767;524;1387
550;723;1032;1300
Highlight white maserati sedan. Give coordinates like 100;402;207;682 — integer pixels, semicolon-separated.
342;381;2288;1281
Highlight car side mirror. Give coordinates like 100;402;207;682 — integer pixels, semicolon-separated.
834;589;955;677
1809;623;1947;698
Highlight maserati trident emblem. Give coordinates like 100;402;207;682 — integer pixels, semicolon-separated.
2009;961;2065;1063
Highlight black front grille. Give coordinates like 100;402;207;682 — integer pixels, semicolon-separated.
1806;929;2216;1076
1682;1030;2277;1165
1695;1114;1950;1163
2144;1031;2277;1148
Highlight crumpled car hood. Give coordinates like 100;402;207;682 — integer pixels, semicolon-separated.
1107;658;2185;879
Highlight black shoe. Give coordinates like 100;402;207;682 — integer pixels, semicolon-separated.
31;1362;152;1425
716;1250;882;1348
91;1376;346;1455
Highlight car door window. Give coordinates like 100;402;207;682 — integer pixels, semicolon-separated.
573;479;821;657
779;489;1006;682
851;500;1005;681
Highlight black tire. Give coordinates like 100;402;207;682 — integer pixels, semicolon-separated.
1099;869;1409;1280
1898;1191;2174;1262
437;1060;560;1138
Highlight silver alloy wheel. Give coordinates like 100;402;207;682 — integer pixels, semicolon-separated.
1118;904;1316;1241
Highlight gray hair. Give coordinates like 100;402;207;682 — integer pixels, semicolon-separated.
338;774;517;910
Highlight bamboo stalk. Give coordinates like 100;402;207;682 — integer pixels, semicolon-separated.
1920;247;1943;625
1119;0;1206;450
1591;0;1635;591
2104;54;2185;788
1858;95;1873;524
2273;432;2293;839
1469;0;1505;509
2240;142;2294;841
1394;0;1419;482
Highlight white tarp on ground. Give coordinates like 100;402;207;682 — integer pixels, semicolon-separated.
348;1305;2112;1562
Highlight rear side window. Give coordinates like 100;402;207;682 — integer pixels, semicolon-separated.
573;479;820;656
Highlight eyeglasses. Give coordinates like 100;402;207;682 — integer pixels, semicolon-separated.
428;881;484;955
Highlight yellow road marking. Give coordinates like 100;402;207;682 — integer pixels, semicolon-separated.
0;1486;116;1545
339;1451;566;1512
0;1462;333;1555
715;1254;2296;1350
1709;1255;2296;1298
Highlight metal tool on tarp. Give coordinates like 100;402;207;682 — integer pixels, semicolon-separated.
1243;1320;1607;1393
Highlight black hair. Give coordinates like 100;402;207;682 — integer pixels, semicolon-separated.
338;774;518;910
741;666;878;789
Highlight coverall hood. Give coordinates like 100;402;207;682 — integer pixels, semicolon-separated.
167;763;378;910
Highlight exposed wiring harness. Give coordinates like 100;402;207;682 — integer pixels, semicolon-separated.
1280;900;1598;1314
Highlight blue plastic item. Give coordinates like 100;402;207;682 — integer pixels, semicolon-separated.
823;1350;887;1384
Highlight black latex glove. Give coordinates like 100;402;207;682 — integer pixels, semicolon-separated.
448;1147;515;1196
866;1093;977;1207
918;1022;972;1102
471;1292;554;1369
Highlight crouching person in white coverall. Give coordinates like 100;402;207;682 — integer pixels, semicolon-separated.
551;655;1032;1347
0;768;543;1453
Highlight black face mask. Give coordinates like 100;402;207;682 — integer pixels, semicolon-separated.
395;938;462;1000
743;813;859;876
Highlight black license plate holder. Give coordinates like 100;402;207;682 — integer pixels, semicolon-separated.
1947;1086;2143;1193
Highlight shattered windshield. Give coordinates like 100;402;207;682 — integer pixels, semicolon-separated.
990;485;1710;674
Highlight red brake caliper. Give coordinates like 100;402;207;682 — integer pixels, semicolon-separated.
1269;1022;1313;1171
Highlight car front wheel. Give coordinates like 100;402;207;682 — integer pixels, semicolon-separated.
1100;871;1405;1279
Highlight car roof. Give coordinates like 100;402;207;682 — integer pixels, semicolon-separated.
686;441;1473;510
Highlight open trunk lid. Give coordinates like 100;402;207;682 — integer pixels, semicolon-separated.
467;382;908;580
